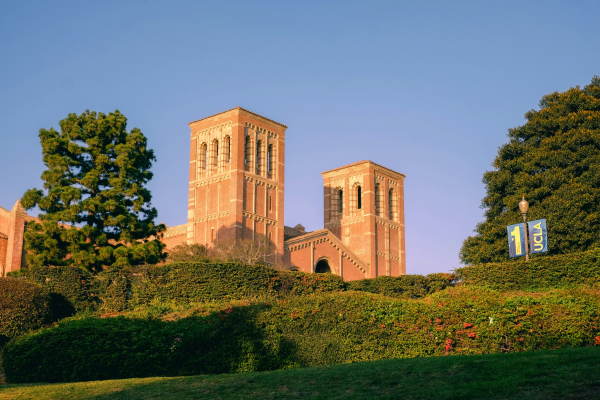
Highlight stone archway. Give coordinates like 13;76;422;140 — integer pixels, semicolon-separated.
315;258;331;274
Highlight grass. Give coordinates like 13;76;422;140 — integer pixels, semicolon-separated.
1;346;599;400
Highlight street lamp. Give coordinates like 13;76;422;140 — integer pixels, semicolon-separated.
519;196;530;261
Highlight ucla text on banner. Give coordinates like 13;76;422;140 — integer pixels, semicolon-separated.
528;219;548;254
507;223;526;258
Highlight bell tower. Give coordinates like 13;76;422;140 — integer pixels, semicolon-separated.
322;161;406;277
187;107;286;262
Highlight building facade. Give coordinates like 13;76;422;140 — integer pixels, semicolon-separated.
164;107;406;280
2;107;406;280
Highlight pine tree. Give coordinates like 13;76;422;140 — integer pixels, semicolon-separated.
460;77;600;264
22;110;165;272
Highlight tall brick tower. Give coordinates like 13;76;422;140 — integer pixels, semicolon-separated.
187;107;286;262
322;161;406;277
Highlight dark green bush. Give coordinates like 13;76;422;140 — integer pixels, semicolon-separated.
277;271;346;296
3;317;175;383
5;287;600;383
134;262;280;303
91;267;131;312
456;248;600;290
347;273;454;298
0;278;52;346
29;266;95;312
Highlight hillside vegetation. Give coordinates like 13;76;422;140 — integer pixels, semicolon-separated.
2;346;600;400
2;249;600;384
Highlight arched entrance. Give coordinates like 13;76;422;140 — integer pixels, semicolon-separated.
315;259;331;273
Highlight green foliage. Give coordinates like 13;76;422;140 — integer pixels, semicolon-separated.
347;273;454;299
4;347;600;400
21;110;166;272
0;278;52;346
166;243;208;263
134;262;280;303
5;287;600;383
3;318;176;383
461;76;600;264
277;271;346;296
456;248;600;290
29;266;95;313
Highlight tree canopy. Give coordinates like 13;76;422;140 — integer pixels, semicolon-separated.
460;76;600;264
22;110;165;272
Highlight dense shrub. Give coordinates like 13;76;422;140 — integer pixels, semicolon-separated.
456;248;600;290
6;287;600;383
134;262;279;303
277;271;346;296
347;273;454;298
29;266;95;312
0;278;52;346
133;262;348;303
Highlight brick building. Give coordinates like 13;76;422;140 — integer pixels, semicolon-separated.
164;107;406;280
0;200;31;276
2;107;406;280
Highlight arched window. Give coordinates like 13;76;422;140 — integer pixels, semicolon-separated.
357;186;362;210
256;140;263;175
210;140;219;171
224;136;231;164
375;184;383;217
267;144;274;178
199;143;208;176
338;189;343;215
244;135;252;172
315;259;331;273
388;188;396;221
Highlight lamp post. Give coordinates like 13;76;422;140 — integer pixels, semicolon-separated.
519;196;530;261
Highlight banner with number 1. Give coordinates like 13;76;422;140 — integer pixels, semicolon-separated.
507;223;527;258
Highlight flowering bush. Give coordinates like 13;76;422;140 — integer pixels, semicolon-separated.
5;286;600;383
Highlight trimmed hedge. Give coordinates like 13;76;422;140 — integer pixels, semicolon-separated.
133;263;347;304
0;278;52;346
5;287;600;383
456;248;600;290
347;273;454;299
134;262;280;303
29;266;95;312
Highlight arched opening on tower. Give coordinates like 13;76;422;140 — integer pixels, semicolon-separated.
315;259;331;274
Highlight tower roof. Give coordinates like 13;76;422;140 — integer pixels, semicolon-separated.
321;160;406;178
188;106;287;128
11;199;25;213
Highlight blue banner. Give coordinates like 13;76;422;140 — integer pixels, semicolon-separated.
507;223;527;258
528;219;548;254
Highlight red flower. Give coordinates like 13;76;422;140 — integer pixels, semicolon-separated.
463;322;473;329
468;332;476;338
594;336;600;346
226;309;233;314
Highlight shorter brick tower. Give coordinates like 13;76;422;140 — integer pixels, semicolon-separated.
186;107;287;262
285;160;406;280
323;161;406;277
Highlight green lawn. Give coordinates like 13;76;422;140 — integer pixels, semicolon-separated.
1;346;599;400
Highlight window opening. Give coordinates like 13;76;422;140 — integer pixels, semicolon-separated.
267;144;274;178
211;228;214;242
244;135;251;171
338;190;343;214
269;195;272;211
225;136;231;164
357;186;362;210
256;140;262;175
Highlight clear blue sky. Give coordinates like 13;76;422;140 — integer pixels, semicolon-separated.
1;1;599;274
